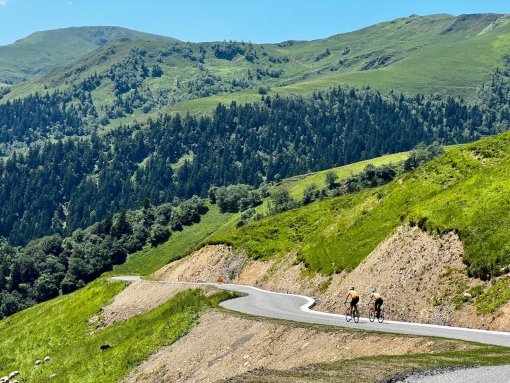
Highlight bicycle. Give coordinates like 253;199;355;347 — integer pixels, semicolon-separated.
367;303;384;323
345;301;360;323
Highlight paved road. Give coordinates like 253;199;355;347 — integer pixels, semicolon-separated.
399;365;510;382
112;277;510;347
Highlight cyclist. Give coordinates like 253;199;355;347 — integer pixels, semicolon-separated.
344;287;359;318
368;288;384;318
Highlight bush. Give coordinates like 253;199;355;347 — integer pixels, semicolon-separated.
268;189;297;214
325;171;339;189
404;141;445;171
150;224;171;246
208;186;218;204
237;208;256;227
175;196;207;225
302;183;321;205
151;64;163;78
258;86;269;95
33;274;60;302
215;184;262;213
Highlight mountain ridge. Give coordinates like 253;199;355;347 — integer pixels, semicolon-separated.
1;11;509;122
0;26;174;84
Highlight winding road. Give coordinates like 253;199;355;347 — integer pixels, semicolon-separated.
113;276;510;347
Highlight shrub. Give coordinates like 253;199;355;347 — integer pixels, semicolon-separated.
302;183;321;205
215;184;262;213
150;224;171;247
268;189;297;214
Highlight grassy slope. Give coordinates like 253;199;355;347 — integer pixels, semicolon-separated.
0;277;233;382
114;151;411;276
170;14;510;114
277;151;408;200
2;146;510;380
0;26;172;84
212;131;510;278
0;202;238;381
114;203;236;276
1;279;509;383
3;14;510;122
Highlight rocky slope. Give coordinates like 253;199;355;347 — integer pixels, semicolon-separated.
155;224;509;330
123;311;469;383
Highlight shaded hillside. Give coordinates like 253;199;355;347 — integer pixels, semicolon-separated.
0;86;504;245
0;26;173;84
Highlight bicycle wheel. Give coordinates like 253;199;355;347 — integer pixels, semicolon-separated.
368;307;375;322
378;308;384;323
354;306;360;323
345;307;352;322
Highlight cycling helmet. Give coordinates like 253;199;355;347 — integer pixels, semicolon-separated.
372;288;377;293
349;287;355;291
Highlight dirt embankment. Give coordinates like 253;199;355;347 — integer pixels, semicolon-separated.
90;281;216;329
123;311;469;383
155;224;509;330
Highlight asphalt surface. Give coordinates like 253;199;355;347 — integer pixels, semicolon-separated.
112;277;510;347
397;365;510;382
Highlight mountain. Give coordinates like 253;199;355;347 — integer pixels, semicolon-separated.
1;13;509;106
3;12;510;382
0;26;174;84
0;13;509;248
2;134;510;381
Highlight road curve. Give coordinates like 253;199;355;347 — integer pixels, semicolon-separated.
112;276;510;347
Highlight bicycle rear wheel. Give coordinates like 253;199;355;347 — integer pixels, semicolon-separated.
354;306;360;323
378;308;384;323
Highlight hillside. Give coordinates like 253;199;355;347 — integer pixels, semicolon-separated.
0;148;409;319
171;130;510;329
0;14;509;245
0;26;173;84
214;131;510;279
2;13;510;118
5;85;502;246
2;138;510;381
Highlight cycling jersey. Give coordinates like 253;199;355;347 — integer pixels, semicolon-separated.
349;291;359;298
371;292;381;300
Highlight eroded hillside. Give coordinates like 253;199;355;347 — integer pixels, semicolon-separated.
155;224;510;330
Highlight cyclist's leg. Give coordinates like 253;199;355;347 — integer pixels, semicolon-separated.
375;299;383;317
351;297;359;317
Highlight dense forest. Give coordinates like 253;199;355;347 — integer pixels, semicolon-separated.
0;143;442;318
0;90;96;148
1;76;510;245
0;196;208;318
0;43;285;152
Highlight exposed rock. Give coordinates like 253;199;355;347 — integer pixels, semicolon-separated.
156;224;472;327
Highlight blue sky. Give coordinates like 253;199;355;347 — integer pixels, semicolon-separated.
0;0;509;46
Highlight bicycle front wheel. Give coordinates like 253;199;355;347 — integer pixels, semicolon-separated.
354;307;360;323
345;308;352;322
368;308;375;322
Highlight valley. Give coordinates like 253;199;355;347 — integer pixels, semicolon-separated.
1;7;510;383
